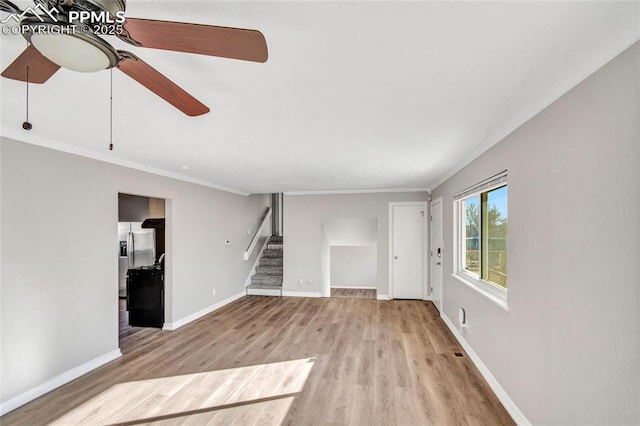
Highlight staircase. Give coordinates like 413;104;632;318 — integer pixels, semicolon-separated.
246;235;283;296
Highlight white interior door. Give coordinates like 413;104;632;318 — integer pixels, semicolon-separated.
430;197;443;311
391;204;424;299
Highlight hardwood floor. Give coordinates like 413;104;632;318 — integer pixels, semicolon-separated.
330;288;377;299
1;296;514;425
119;298;132;337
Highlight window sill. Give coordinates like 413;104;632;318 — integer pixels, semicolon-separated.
451;273;510;312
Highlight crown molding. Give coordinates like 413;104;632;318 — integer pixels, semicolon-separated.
284;187;430;196
0;132;250;196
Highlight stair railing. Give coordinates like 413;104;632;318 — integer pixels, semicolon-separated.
244;207;272;261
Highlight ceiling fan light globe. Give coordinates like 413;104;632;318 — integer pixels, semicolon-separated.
31;33;113;72
22;18;120;73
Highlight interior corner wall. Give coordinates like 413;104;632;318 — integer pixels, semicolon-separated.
320;224;330;297
0;138;269;406
283;192;429;296
330;245;377;288
430;41;640;424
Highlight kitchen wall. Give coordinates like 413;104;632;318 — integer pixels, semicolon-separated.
430;42;640;424
118;193;149;221
0;138;269;408
330;245;377;288
284;192;428;296
118;194;165;221
148;197;165;218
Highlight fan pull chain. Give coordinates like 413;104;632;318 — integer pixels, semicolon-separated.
109;68;113;151
23;66;32;130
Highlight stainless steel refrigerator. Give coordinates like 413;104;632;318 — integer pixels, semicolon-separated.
118;222;155;297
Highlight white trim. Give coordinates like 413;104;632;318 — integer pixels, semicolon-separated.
376;293;391;300
282;291;322;298
246;288;282;297
329;286;377;290
430;196;443;311
440;313;530;426
451;273;509;312
454;171;507;200
284;188;429;196
388;201;429;300
452;179;508;308
429;14;640;192
244;236;272;287
1;136;249;196
163;291;245;330
0;349;122;416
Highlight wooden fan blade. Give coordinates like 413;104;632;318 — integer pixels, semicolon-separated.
123;18;268;63
116;56;210;117
1;45;60;83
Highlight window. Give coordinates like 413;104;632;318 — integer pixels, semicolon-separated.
454;172;508;308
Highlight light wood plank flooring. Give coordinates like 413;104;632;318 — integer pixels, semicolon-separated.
119;298;132;337
330;288;377;299
1;296;514;425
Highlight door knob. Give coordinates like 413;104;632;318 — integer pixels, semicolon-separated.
394;256;398;260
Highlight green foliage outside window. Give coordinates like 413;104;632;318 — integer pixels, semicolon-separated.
463;186;507;288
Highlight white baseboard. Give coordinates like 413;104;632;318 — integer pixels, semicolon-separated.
0;349;122;416
440;313;530;426
330;286;377;290
282;291;322;298
376;294;391;300
163;291;245;330
247;288;282;297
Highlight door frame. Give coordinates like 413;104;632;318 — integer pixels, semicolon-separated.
430;196;443;311
117;193;172;345
388;201;429;300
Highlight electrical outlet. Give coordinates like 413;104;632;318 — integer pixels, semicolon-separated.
306;279;313;284
212;289;216;296
298;279;303;286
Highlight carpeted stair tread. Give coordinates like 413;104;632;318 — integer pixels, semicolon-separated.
250;274;283;285
256;265;283;275
260;257;283;266
247;235;284;296
262;249;283;258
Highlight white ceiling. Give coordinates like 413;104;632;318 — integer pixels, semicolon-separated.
1;1;639;195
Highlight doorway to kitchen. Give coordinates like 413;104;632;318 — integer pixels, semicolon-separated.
118;193;166;341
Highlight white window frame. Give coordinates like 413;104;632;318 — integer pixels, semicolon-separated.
452;172;509;310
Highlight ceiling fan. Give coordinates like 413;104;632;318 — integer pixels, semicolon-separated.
0;0;268;116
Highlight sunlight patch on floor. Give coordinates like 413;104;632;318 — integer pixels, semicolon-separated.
50;358;315;425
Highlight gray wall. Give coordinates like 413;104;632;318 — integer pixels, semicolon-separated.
0;138;269;404
431;42;640;424
330;245;377;288
284;192;429;295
